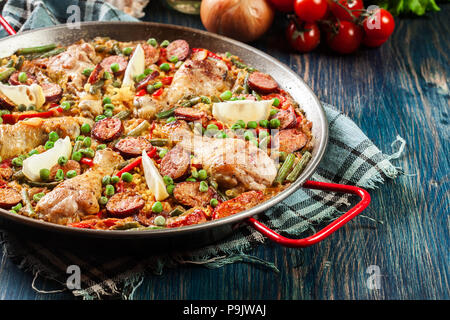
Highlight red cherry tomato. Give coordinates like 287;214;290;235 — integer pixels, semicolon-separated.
294;0;328;22
268;0;295;12
330;0;364;21
326;20;363;54
286;20;321;53
363;8;395;40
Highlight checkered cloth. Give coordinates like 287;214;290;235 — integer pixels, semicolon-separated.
0;1;405;299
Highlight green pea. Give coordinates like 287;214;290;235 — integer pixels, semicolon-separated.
96;144;107;150
121;172;133;183
215;131;227;139
147;38;158;47
40;168;50;181
259;119;269;128
105;184;115;196
60;101;71;111
83;137;92;148
110;175;120;184
71;151;82;162
28;149;39;156
244;130;254;141
103;103;114;110
270;109;279;117
160;40;170;48
18;104;27;112
200;96;211;104
236;120;246;128
154;215;166;226
48;131;59;142
231;123;243;130
259;130;270;140
152;201;163;213
81;148;95;158
206;124;219;131
27;105;35;111
159;63;170;72
135;73;146;82
33;192;45;202
220;90;232;101
166;116;176;123
110;63;120;73
81;123;91;134
58;156;68;166
122;47;133;55
153;81;163;89
103;71;112;80
103;109;113;118
159;149;168;159
163;175;173;186
247;121;258;129
191;169;199;179
12;203;22;212
55;169;64;181
210;198;219;208
146;84;155;94
102;175;111;186
66;170;77;179
186;177;197;182
272;98;280;106
18;154;28;161
168;55;178;63
11;157;23;167
197;169;208;181
144;68;153;75
95;115;106;122
44;141;54;150
76;135;85;142
199;181;209;192
99;196;108;205
112;80;121;88
102;96;112;105
269;118;281;129
166;184;175;195
18;72;28;83
82;68;93;76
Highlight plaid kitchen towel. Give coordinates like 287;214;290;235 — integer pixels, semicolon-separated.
0;1;405;299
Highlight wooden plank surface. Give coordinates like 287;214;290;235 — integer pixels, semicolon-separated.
0;0;448;300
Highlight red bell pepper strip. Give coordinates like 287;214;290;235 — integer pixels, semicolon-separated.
2;107;63;124
161;76;173;85
135;89;147;97
80;157;94;167
152;88;164;97
115;147;157;177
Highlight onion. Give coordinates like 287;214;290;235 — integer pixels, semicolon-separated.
200;0;275;42
141;150;169;201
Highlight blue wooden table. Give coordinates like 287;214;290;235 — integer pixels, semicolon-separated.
0;0;448;300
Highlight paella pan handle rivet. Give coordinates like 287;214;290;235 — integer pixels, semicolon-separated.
246;180;371;248
0;15;17;35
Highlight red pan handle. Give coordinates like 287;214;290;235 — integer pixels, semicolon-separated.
246;180;371;248
0;15;17;35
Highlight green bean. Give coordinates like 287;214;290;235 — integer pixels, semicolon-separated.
231;57;247;69
21;189;36;217
89;79;105;94
73;140;84;153
116;159;132;170
149;138;168;147
111;44;122;56
127;120;150;137
243;73;250;94
274;153;296;184
16;44;57;55
38;47;65;58
0;67;16;81
113;110;130;120
251;90;262;101
94;44;107;52
156;107;176;119
168;206;185;217
112;221;141;230
211;96;221;103
5;59;14;68
286;152;312;182
14;56;24;70
25;179;60;188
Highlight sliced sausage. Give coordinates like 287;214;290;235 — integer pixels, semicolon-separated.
0;187;22;209
135;70;159;91
0;167;13;180
272;108;297;129
49;160;81;180
142;43;160;65
0;92;15;110
174;107;205;121
166;40;190;61
92;117;124;142
275;129;308;153
212;190;264;220
115;136;153;158
159;145;190;180
87;64;103;84
248;72;279;94
173;181;216;208
166;208;207;228
8;72;37;86
106;192;145;217
41;82;63;103
100;55;128;75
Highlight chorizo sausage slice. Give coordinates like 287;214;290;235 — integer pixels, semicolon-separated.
115;136;153;158
92;118;124;142
87;64;103;84
272;108;297;129
274;129;308;154
49;160;81;180
174;107;205;121
166;40;190;61
135;70;159;91
100;55;128;74
173;181;216;208
142;44;160;65
166;208;207;228
8;72;37;86
212;190;264;220
159;145;190;180
0;187;22;209
106;192;145;217
248;72;279;94
41;82;63;103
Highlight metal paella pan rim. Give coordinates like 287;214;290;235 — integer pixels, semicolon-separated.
0;21;328;239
